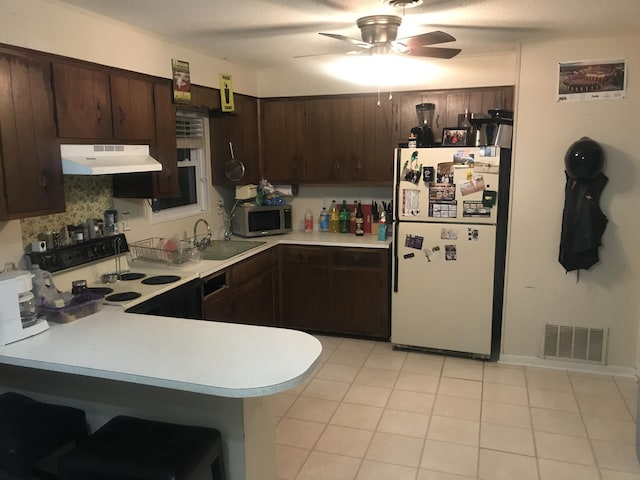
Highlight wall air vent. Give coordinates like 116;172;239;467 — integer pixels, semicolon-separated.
543;324;608;365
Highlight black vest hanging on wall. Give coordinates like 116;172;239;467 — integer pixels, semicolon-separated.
558;137;608;272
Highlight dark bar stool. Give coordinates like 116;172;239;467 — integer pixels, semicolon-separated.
58;415;226;480
0;392;88;479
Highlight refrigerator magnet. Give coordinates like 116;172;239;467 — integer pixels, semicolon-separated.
445;245;458;261
483;190;498;207
423;166;435;183
468;228;479;241
405;234;424;250
403;252;415;260
441;228;458;240
463;200;490;218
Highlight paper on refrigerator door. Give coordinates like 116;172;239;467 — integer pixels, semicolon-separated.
402;188;421;216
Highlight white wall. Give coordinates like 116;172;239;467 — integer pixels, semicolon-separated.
503;34;640;369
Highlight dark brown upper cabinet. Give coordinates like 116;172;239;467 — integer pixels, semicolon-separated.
0;53;65;220
53;62;154;142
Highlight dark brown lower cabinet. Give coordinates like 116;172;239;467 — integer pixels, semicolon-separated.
202;248;279;327
280;244;390;339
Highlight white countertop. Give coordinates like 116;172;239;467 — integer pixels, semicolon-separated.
0;232;390;399
0;307;322;398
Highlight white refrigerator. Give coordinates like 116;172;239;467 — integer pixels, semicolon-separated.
391;146;510;359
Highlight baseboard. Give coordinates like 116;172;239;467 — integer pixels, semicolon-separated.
498;354;637;379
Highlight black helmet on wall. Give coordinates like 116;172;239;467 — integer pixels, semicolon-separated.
564;137;604;179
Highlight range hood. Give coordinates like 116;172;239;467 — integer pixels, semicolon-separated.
60;144;162;175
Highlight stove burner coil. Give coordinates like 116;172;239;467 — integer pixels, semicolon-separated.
105;292;142;302
118;273;147;281
141;275;181;285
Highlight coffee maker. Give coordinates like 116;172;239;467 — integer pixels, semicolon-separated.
410;103;436;147
0;270;49;346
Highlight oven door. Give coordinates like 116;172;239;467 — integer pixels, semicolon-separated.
125;278;204;320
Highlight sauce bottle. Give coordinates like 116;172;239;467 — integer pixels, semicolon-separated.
355;202;364;236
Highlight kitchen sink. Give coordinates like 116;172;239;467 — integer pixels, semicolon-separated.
200;240;266;260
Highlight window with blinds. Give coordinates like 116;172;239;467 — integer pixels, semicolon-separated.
150;112;209;221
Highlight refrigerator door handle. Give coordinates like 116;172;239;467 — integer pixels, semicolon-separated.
393;221;399;292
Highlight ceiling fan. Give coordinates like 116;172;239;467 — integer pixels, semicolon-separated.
314;14;462;59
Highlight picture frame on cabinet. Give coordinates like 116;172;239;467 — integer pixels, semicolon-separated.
442;128;470;147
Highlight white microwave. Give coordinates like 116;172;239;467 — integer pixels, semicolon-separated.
231;204;292;237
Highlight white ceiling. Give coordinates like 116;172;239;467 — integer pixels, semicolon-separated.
57;0;640;69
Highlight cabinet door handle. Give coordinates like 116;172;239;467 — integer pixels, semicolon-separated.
119;106;125;123
96;103;102;122
38;172;47;188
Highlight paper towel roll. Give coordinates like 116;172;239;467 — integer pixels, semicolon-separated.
274;184;298;196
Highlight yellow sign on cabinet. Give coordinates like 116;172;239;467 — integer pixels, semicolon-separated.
219;74;235;112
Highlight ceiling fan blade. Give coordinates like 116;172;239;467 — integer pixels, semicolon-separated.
399;30;457;47
405;46;462;59
319;32;371;48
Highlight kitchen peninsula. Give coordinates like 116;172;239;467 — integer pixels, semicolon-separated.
0;308;322;480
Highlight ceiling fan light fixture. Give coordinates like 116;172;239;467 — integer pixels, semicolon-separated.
383;0;424;9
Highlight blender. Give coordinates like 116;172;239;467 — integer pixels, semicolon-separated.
410;103;436;147
0;270;49;346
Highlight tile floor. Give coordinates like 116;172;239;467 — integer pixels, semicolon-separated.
272;335;639;480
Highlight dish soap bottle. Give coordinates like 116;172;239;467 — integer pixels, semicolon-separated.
304;208;313;233
377;211;387;241
328;200;339;233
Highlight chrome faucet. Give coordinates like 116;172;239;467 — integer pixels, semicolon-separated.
193;218;212;250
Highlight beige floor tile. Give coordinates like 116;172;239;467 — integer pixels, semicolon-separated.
428;415;479;446
365;431;424;467
317;347;336;364
354;367;400;388
534;431;595;465
438;377;482;400
302;378;350;402
417;469;476;479
338;338;376;353
387;390;435;414
371;342;410;357
314;335;344;349
330;402;383;430
377;408;430;438
327;348;369;367
296;450;362;480
614;377;638;402
537;458;600;480
591;440;640;473
528;387;579;412
570;373;621;397
483;382;529;405
272;393;298;417
576;394;633;420
442;357;484;381
343;383;392;408
403;354;444;376
276;444;310;480
364;353;406;372
315;362;361;383
420;439;478;477
287;376;312;395
480;422;535;455
315;424;374;458
286;396;339;423
395;373;440;394
530;407;586;437
526;368;572;392
478;448;538;480
356;459;417;480
276;417;325;449
600;469;640;480
484;364;526;386
482;401;531;428
583;416;635;443
432;395;480;420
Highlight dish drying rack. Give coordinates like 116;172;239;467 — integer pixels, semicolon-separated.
128;237;200;265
